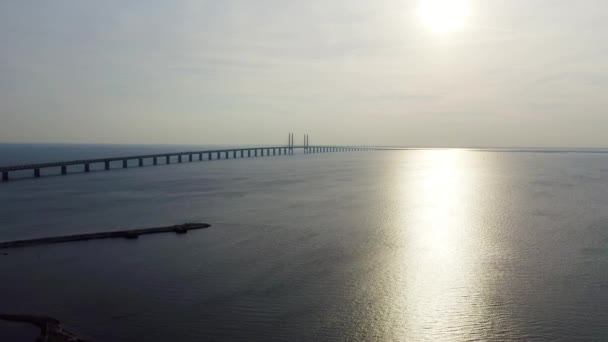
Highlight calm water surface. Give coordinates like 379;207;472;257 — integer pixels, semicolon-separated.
0;145;607;341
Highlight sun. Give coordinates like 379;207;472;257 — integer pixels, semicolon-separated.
417;0;471;34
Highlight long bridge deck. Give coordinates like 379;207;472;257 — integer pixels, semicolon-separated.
0;145;374;182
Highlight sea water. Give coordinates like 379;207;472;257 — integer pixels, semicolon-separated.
1;144;607;341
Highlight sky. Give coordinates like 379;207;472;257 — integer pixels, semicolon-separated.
1;0;608;147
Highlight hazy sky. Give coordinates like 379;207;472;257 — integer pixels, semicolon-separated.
1;0;607;147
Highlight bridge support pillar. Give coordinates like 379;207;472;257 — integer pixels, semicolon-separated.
61;166;67;175
233;151;237;158
178;155;182;163
248;150;251;157
85;164;90;172
217;152;221;160
139;159;143;167
153;157;157;165
241;150;244;158
166;156;171;164
208;152;212;160
225;151;229;159
105;161;110;170
34;168;40;178
2;171;8;182
123;160;128;168
199;153;203;161
189;154;193;162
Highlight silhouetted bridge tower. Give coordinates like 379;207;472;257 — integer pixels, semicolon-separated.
0;134;375;182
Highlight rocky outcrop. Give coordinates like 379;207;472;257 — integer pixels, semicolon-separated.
0;314;86;341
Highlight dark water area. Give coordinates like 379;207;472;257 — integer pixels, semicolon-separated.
1;144;608;341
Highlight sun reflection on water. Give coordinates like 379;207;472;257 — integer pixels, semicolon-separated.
393;150;491;340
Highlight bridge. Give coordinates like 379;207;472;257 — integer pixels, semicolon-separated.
0;134;376;182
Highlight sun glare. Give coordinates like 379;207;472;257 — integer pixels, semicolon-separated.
418;0;471;34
